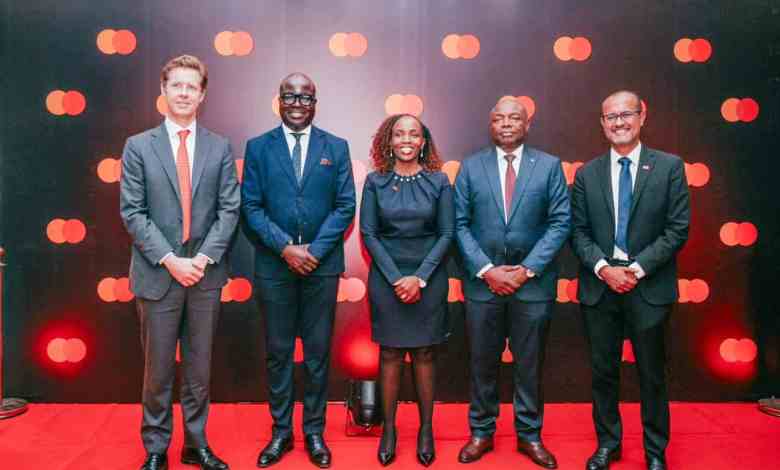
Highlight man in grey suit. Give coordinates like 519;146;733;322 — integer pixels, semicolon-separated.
120;55;239;470
454;97;571;468
571;90;689;470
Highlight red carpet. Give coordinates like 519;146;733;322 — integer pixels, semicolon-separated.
0;403;777;469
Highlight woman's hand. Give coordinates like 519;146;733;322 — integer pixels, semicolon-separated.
393;276;422;303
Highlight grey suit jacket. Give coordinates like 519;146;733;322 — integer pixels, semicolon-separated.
454;146;571;302
120;123;240;300
570;146;690;306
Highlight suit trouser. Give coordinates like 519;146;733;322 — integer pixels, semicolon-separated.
255;275;338;438
582;288;670;460
465;298;553;441
137;282;222;454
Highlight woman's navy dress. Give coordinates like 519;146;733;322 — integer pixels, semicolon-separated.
359;170;455;348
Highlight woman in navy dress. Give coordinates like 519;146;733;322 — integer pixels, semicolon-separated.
360;114;454;466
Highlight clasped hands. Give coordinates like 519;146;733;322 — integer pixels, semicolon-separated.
164;253;210;287
282;244;319;275
598;265;639;293
483;265;529;296
393;276;422;304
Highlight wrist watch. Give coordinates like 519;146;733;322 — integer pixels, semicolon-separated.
525;267;535;278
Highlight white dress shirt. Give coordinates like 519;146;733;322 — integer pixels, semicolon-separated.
477;145;530;279
593;143;646;279
282;123;311;179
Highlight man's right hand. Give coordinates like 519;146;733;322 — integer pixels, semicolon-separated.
483;265;524;296
598;265;638;293
282;244;319;276
163;255;204;287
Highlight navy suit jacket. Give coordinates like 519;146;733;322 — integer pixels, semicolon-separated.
454;146;571;302
241;125;356;279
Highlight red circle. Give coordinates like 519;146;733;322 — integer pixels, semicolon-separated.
113;29;137;55
687;279;709;303
566;278;579;304
229;277;252;302
736;222;758;246
114;277;134;302
63;91;86;116
689;38;712;62
736;339;757;362
65;338;87;363
63;219;86;243
569;37;592;61
737;98;759;122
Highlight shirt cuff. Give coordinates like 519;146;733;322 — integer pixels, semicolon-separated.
159;252;174;265
594;259;609;280
197;253;215;265
418;277;427;288
629;262;646;279
477;263;494;279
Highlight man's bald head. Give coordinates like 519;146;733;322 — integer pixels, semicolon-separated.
489;97;531;152
278;72;317;131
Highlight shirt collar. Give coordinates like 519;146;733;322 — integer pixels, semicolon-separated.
610;142;642;166
496;144;524;162
164;117;196;139
282;123;312;138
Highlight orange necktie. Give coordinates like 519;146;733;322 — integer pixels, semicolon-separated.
176;129;192;243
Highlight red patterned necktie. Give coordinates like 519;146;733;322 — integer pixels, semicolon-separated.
176;129;192;243
504;154;516;220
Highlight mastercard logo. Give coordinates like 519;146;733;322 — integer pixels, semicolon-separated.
385;94;424;117
98;277;134;302
674;38;712;63
554;36;592;61
46;219;86;244
221;278;252;302
329;32;368;57
719;222;758;247
442;34;480;60
721;98;759;123
46;90;86;116
97;29;137;55
47;338;87;364
97;158;122;183
214;31;254;56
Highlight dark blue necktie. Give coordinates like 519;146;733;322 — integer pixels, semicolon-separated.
291;132;303;183
616;157;632;253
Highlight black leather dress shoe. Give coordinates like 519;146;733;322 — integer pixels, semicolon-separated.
305;434;332;468
586;446;621;470
140;453;168;470
181;446;229;470
257;436;294;468
647;457;667;470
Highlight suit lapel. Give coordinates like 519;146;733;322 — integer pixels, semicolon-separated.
480;149;506;224
599;153;615;228
271;126;298;187
191;125;211;197
507;146;539;223
629;146;656;219
299;126;325;189
150;123;182;202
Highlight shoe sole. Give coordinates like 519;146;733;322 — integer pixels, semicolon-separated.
759;405;780;417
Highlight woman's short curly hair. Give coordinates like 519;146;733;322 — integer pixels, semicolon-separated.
369;114;442;174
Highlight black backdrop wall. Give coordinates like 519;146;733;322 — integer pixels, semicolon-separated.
1;0;778;403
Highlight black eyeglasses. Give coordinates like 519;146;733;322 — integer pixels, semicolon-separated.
280;93;317;107
601;110;641;123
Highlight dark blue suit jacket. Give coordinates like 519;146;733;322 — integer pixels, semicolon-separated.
454;146;571;302
241;125;356;279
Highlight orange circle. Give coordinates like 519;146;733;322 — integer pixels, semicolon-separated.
553;36;573;61
719;222;739;246
230;277;252;302
97;158;121;183
516;95;536;119
737;222;758;246
329;33;348;57
686;162;710;187
346;278;367;302
384;94;404;115
221;280;234;302
345;32;368;57
677;278;690;303
556;279;570;302
401;95;424;116
98;278;118;302
63;91;86;116
720;98;740;122
65;338;87;363
214;31;234;56
737;98;759;122
690;38;712;62
114;277;134;302
720;338;739;363
113;29;137;55
442;34;460;59
47;338;68;363
457;34;480;59
46;90;66;115
736;338;757;362
687;279;709;303
156;95;168;116
231;31;254;56
47;219;67;244
442;161;461;185
63;219;86;244
673;38;693;62
570;37;592;61
447;278;464;302
96;29;117;54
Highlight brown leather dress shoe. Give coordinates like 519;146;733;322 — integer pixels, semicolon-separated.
517;439;558;469
458;436;494;463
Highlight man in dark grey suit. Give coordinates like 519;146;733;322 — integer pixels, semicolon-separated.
571;90;690;470
120;55;239;470
454;97;571;468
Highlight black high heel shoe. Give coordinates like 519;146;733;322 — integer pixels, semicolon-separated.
377;425;397;466
416;424;435;467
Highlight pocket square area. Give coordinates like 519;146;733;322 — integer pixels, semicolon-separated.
320;158;332;165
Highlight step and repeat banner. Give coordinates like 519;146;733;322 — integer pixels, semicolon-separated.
1;0;778;402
